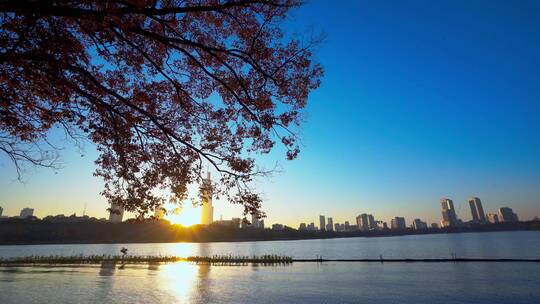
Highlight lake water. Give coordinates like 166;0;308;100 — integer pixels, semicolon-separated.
1;231;539;303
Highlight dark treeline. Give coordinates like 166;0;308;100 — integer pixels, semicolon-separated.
0;219;539;245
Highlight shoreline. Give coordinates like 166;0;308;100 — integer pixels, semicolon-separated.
0;227;538;246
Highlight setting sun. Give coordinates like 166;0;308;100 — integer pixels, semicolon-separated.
165;205;201;227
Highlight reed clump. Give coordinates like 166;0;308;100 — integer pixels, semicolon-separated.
0;254;293;266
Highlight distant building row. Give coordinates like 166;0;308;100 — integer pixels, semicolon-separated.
440;197;519;227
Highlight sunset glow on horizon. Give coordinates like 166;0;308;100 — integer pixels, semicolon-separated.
165;205;201;227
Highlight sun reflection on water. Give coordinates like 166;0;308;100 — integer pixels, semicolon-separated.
160;262;200;301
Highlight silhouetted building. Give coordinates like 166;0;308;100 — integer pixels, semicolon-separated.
201;172;214;225
412;219;428;230
335;223;341;232
20;207;34;219
327;217;334;231
259;220;265;229
498;207;519;222
319;215;326;231
390;217;406;230
231;218;241;228
299;223;307;231
214;218;241;228
241;218;250;229
307;222;316;231
0;206;3;217
486;212;499;224
344;221;351;231
468;197;486;223
431;223;439;229
440;198;459;227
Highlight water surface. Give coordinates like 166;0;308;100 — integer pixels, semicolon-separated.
1;231;538;259
1;231;539;303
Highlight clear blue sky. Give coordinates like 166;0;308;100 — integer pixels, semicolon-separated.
1;0;539;226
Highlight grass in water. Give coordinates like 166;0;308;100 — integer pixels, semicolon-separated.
0;254;294;266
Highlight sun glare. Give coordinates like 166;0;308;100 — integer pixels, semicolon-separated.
165;205;201;227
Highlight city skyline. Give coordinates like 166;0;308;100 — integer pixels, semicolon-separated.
1;0;540;227
0;196;529;231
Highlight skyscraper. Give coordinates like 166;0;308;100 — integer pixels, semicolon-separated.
412;219;428;230
356;214;369;231
0;206;3;217
468;197;486;223
498;207;519;222
327;217;334;231
319;215;326;231
251;213;259;228
108;203;123;223
440;198;459;227
390;216;406;230
200;172;214;225
367;214;376;230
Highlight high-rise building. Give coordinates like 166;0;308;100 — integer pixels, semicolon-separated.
498;207;519;222
200;172;214;225
356;214;369;231
344;221;351;231
307;222;316;231
390;217;406;230
251;213;260;228
440;198;459;227
412;219;428;230
368;214;376;230
0;206;3;217
19;207;34;218
259;220;265;229
108;203;123;223
468;197;486;223
231;218;241;228
319;215;326;231
486;212;499;224
334;223;341;232
327;217;334;231
299;223;307;231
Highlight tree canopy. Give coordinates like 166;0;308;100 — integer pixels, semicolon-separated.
0;0;322;217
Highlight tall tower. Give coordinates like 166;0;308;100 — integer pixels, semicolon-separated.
319;215;326;231
108;203;124;223
468;197;486;223
201;172;214;225
327;217;334;231
356;214;369;231
440;198;458;227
